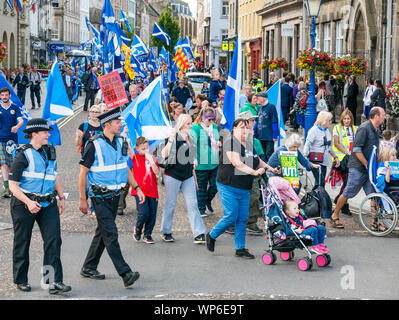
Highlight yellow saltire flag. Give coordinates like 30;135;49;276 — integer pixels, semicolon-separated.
174;48;190;73
124;52;135;80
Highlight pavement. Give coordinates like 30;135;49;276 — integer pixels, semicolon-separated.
0;86;398;300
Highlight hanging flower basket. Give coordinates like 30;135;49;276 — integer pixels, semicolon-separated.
386;78;399;117
260;57;288;70
296;49;332;73
0;43;8;63
334;55;367;76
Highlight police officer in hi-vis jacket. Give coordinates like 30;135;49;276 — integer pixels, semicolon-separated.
78;106;145;288
9;118;71;294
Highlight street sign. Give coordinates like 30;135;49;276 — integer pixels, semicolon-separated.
98;71;129;109
222;42;229;51
282;24;295;37
229;43;234;51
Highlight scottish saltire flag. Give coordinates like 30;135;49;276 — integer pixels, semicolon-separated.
122;77;171;151
221;35;242;131
86;17;100;42
114;54;126;82
120;9;132;33
181;37;195;60
174;36;182;55
152;22;171;46
0;71;31;144
267;79;286;146
42;59;74;146
131;34;149;62
148;50;157;71
130;54;146;78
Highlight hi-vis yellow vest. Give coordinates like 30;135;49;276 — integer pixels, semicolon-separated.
332;125;358;161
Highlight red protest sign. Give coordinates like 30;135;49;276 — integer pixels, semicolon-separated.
97;71;128;109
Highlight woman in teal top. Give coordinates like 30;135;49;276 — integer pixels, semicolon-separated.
191;108;221;217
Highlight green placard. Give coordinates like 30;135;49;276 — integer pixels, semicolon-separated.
280;151;299;189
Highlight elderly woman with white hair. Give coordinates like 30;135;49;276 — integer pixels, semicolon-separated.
303;111;340;188
267;133;320;193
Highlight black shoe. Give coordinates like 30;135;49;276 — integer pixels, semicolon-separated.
194;234;206;244
122;271;140;288
16;283;31;292
49;282;72;294
31;106;35;110
80;268;105;280
133;228;141;242
246;226;263;236
143;235;155;244
206;202;214;214
341;203;352;216
162;233;175;242
235;248;255;259
117;209;124;215
206;233;215;252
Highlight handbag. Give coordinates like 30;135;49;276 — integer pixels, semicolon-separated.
308;152;324;163
298;92;309;109
299;191;320;218
336;155;349;173
316;92;328;112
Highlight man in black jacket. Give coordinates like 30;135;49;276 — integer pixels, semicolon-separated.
346;76;359;125
83;67;99;111
12;68;29;105
171;79;191;107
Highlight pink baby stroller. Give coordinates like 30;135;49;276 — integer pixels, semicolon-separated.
260;176;331;271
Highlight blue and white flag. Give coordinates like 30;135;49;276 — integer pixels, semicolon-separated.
86;17;101;42
148;50;157;71
42;59;74;146
131;34;149;62
159;46;168;66
181;37;195;60
152;22;171;46
130;54;147;79
174;36;182;55
221;35;242;131
114;54;126;83
5;0;14;10
0;71;31;144
122;77;171;151
119;9;132;33
267;79;286;145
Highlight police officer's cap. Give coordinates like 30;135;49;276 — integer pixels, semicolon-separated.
97;107;123;125
255;92;268;98
23;118;53;133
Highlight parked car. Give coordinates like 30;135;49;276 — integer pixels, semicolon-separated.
185;72;212;95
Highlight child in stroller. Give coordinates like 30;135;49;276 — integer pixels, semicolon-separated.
261;176;331;271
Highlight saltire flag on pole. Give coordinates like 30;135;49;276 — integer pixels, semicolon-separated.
174;36;182;55
42;59;74;146
0;71;31;144
266;79;286;145
152;22;171;46
181;37;195;60
148;50;157;71
85;17;101;42
221;34;242;131
130;54;147;78
119;9;132;33
131;34;150;62
122;76;171;151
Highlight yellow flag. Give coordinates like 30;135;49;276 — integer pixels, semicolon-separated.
124;52;135;80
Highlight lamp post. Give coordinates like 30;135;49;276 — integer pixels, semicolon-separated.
304;0;322;139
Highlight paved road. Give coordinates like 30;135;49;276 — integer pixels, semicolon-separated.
0;93;398;300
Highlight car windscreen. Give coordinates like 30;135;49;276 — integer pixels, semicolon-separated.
188;76;211;83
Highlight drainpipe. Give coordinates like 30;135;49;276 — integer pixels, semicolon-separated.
385;0;392;86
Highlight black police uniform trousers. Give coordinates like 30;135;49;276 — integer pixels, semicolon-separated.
10;197;63;285
82;195;131;277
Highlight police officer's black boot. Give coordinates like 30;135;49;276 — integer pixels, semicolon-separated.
49;282;72;295
122;271;140;288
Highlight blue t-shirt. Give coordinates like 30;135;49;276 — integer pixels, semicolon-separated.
0;102;22;143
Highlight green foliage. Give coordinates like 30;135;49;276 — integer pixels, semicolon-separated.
122;23;134;47
150;3;180;55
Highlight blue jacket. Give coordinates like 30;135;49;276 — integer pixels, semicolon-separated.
209;80;224;104
87;135;128;195
257;103;278;141
172;86;191;106
280;83;294;108
19;147;57;207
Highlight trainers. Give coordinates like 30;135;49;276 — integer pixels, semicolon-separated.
162;233;175;242
133;228;141;242
143;235;155;244
199;210;208;218
319;244;330;253
49;282;72;295
206;233;215;252
235;248;255;259
246;226;263;236
194;234;206;244
311;245;325;255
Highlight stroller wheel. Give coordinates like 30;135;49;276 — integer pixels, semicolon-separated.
325;254;331;266
315;254;328;267
262;252;276;265
297;257;312;271
280;251;294;261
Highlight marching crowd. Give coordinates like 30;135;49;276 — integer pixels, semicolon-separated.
0;57;395;294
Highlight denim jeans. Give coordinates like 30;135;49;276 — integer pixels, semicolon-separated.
135;195;158;236
311;165;327;187
161;174;206;237
210;182;250;250
301;225;326;246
